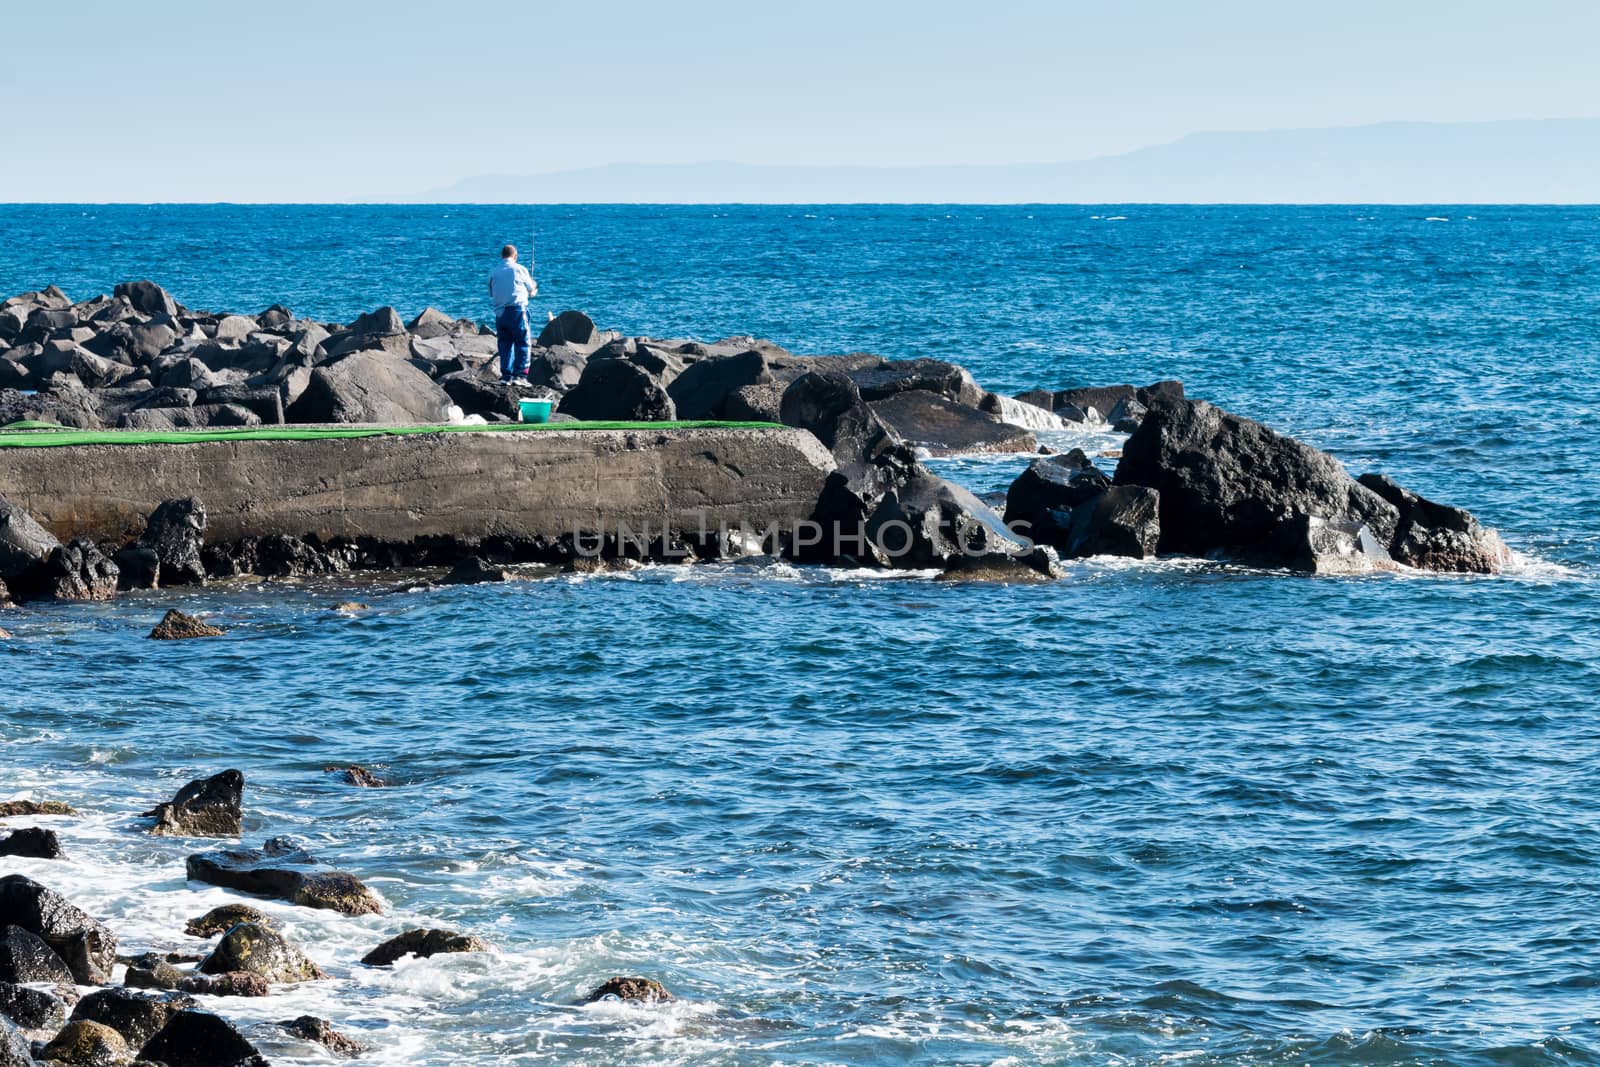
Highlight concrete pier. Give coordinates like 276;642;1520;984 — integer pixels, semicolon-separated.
0;426;836;547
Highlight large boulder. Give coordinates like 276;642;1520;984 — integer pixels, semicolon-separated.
1002;452;1114;548
526;345;588;391
69;989;195;1050
537;309;598;350
198;922;324;983
33;539;119;601
0;925;73;985
112;280;178;319
360;928;489;967
848;358;983;406
1356;473;1510;573
139;1009;269;1067
345;306;405;337
186;838;382;915
1113;397;1402;569
1062;486;1161;559
115;497;207;590
0;384;102;429
438;371;519;420
867;391;1037;456
287;350;453;424
407;307;456;339
778;370;901;478
862;467;1055;575
723;381;785;423
145;770;243;837
667;350;772;419
559;356;676;422
0;875;116;984
1050;380;1184;422
0;493;59;581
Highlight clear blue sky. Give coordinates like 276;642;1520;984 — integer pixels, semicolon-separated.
4;0;1597;201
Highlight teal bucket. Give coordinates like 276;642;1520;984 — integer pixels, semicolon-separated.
518;398;553;424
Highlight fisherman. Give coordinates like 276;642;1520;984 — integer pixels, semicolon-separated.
488;243;538;383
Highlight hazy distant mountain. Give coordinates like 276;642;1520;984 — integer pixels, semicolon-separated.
416;120;1600;203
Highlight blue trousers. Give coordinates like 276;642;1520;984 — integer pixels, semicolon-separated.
495;304;530;380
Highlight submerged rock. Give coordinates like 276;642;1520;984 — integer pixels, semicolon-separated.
69;989;195;1050
199;922;324;983
0;875;117;984
440;556;515;585
148;609;225;640
0;800;74;818
328;765;386;787
280;1015;367;1058
0;827;61;859
585;976;672;1004
183;904;275;939
138;1009;269;1067
360;928;489;966
186;838;381;916
145;770;244;838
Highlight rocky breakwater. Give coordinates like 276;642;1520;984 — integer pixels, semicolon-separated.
0;281;1509;582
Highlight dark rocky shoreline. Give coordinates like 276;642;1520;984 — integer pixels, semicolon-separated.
0;279;1510;610
0;771;670;1066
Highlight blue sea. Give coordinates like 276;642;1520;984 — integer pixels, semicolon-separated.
2;205;1598;1065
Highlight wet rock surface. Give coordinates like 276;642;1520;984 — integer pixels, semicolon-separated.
279;1015;367;1057
186;838;382;915
68;989;195;1049
148;610;224;640
145;770;244;838
183;905;275;940
39;1018;129;1066
0;827;62;859
1112;396;1505;573
0;981;67;1033
585;976;672;1004
360;928;489;967
198;922;325;983
137;1008;269;1067
0;925;74;985
0;875;117;985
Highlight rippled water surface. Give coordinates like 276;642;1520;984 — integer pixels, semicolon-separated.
2;205;1599;1065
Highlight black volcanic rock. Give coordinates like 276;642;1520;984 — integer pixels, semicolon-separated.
146;770;243;837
